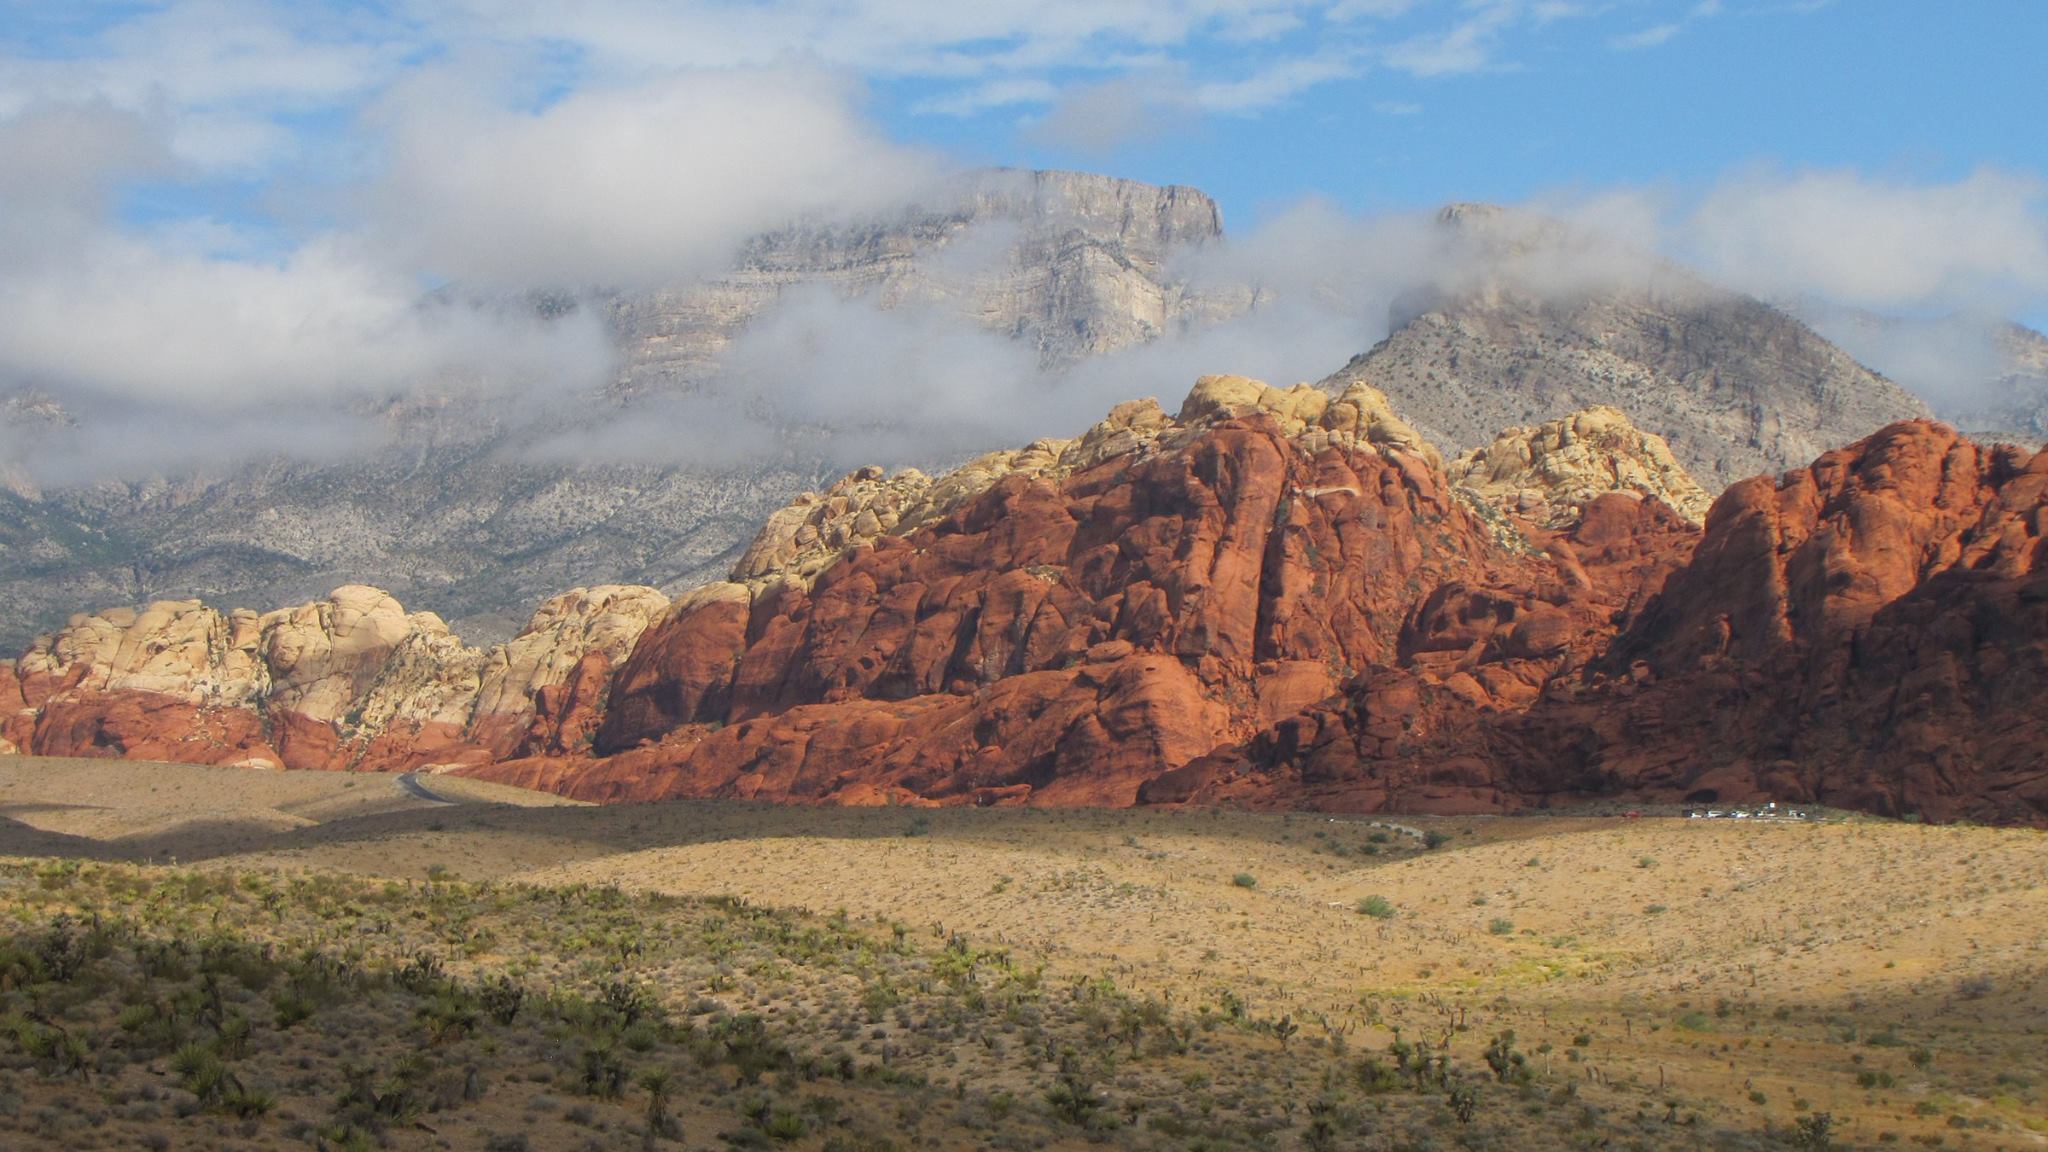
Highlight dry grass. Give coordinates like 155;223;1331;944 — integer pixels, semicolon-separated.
0;755;2044;1150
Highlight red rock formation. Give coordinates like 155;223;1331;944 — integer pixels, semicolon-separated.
27;689;280;768
1196;422;2048;826
8;378;2040;827
473;385;1693;807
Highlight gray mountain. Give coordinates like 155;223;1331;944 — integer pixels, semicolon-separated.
1317;204;1932;490
1793;307;2048;447
608;168;1228;393
1967;321;2048;443
0;188;1965;654
0;170;1226;651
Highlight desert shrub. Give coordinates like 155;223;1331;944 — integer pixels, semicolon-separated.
1231;873;1258;889
1791;1112;1836;1150
1357;896;1396;920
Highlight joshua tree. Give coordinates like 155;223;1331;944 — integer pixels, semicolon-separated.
640;1067;680;1141
1274;1013;1300;1050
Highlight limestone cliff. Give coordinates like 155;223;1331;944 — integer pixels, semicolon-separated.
0;170;1228;654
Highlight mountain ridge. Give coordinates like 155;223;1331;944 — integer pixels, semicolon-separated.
7;377;2039;826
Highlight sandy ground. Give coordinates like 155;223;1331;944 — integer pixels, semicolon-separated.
3;754;2044;1144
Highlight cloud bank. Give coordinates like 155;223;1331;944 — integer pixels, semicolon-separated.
2;3;2045;487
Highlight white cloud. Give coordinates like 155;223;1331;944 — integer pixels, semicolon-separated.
0;0;405;174
0;102;172;263
1381;2;1520;76
0;234;612;409
1194;49;1364;111
1683;168;2048;311
2;0;2041;487
1609;23;1681;50
911;78;1060;118
1026;74;1200;153
0;96;613;481
367;65;942;289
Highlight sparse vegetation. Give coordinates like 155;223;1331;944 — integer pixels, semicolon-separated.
0;759;2041;1152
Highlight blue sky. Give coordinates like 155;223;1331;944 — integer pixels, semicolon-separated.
6;1;2043;244
896;1;2048;229
1;0;2045;451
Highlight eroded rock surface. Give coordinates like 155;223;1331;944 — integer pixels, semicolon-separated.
471;377;1693;805
1451;406;1713;527
1;583;667;773
1196;421;2048;825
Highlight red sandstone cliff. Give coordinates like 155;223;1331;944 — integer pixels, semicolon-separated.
1191;422;2048;825
467;378;1698;806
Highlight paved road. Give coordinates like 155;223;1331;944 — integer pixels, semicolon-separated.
395;773;456;805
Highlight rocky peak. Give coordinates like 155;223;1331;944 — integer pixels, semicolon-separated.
1321;245;1931;491
941;168;1223;251
1450;406;1713;528
723;374;1450;594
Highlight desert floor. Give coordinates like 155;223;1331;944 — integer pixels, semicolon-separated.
1;754;2043;1150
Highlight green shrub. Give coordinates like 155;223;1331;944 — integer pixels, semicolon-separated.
1357;895;1395;920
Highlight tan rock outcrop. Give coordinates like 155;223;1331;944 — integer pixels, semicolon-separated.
732;466;943;585
257;587;428;724
15;599;269;706
469;584;670;755
1450;406;1713;527
1;579;679;772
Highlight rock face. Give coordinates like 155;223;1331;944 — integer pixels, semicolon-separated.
1450;407;1713;527
1796;309;2048;449
612;169;1227;393
1322;205;1931;492
1970;321;2048;444
0;583;667;772
464;377;1699;806
1198;421;2048;826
